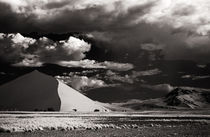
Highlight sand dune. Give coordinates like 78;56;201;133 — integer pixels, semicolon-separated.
0;70;108;112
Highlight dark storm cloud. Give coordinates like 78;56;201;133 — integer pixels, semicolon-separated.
0;0;155;33
0;3;37;33
0;0;210;63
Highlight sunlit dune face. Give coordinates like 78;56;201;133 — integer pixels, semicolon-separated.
57;80;108;112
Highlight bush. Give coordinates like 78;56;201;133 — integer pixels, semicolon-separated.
94;109;100;112
47;108;55;111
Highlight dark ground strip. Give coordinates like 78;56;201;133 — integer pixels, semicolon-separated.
0;124;209;137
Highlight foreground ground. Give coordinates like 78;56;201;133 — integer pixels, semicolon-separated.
0;111;210;137
1;125;210;137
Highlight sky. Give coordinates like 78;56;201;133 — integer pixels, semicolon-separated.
0;0;210;68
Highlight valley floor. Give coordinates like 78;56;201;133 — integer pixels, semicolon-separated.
0;111;210;137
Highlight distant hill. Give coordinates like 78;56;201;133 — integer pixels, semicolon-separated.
164;87;210;109
113;87;210;110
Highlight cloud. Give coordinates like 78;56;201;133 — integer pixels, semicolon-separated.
101;69;161;85
106;69;162;84
105;71;135;84
1;0;209;34
58;59;105;69
0;0;160;33
55;75;106;91
105;69;161;84
0;0;210;63
57;59;134;71
135;0;210;35
141;84;174;93
131;69;161;77
69;76;106;91
181;74;210;80
141;43;163;51
0;33;91;66
102;61;134;71
13;55;43;67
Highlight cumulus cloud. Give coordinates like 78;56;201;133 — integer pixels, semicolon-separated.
106;72;135;84
58;59;134;71
0;33;91;66
69;76;106;91
55;75;106;91
13;55;43;67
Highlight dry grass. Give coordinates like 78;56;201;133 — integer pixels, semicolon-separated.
0;111;209;136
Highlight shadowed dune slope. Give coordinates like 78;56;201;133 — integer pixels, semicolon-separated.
0;70;60;111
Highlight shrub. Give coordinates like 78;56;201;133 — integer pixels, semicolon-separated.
94;109;100;112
